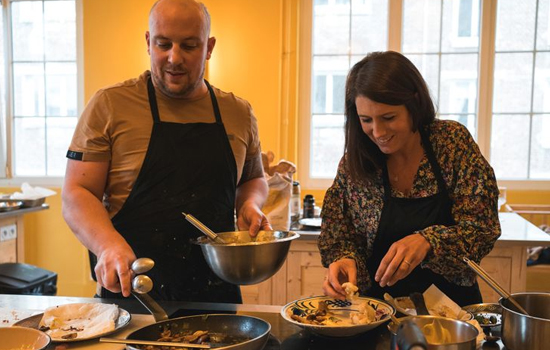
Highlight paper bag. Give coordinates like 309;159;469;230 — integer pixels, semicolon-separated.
261;151;296;230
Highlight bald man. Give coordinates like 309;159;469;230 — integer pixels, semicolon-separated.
62;0;270;302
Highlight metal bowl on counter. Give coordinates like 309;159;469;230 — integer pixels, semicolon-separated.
500;292;550;350
193;230;299;285
0;326;51;350
388;315;478;350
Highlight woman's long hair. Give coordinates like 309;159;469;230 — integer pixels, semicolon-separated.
344;51;436;183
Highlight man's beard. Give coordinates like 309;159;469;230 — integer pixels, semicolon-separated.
152;68;204;99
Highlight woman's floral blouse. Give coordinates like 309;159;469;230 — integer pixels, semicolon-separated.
318;119;501;294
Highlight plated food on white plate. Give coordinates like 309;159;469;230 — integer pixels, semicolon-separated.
462;303;502;327
14;303;131;342
281;295;394;337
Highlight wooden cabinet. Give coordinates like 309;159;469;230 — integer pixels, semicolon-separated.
0;216;23;263
0;206;49;264
241;239;528;305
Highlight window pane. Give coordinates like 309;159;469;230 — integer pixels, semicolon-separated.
44;1;76;61
493;53;533;113
350;0;388;53
495;0;536;51
440;113;477;138
439;53;478;116
11;1;44;62
531;114;550;178
313;0;350;55
491;114;530;179
312;56;350;113
310;114;345;178
14;117;46;176
536;0;550;50
441;0;480;52
0;4;5;128
13;63;45;117
402;0;441;53
533;52;550;112
46;62;77;116
406;54;440;106
47;117;77;176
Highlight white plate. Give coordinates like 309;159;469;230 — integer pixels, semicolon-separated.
13;308;131;342
299;217;322;228
281;295;394;337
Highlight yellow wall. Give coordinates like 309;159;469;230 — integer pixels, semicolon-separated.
3;0;549;297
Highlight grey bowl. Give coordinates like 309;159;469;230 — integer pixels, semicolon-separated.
193;230;299;285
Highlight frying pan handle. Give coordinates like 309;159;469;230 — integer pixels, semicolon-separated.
132;291;169;322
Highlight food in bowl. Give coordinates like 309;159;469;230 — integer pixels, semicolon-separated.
193;230;299;285
462;303;502;327
288;299;389;326
388;315;479;348
281;296;394;337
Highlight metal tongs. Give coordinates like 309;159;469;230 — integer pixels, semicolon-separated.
463;257;529;315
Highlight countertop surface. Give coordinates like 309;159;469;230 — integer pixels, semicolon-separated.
294;212;550;246
0;203;49;218
0;294;507;350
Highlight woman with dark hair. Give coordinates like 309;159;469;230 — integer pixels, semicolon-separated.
318;51;501;306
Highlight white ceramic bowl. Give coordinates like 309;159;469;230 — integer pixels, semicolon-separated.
0;327;50;350
281;295;394;337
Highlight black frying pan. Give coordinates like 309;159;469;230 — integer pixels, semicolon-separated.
125;313;271;350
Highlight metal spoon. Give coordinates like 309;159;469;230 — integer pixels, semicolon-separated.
132;274;153;294
182;212;226;244
131;257;155;274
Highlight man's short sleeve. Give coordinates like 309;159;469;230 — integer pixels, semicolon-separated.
67;90;113;162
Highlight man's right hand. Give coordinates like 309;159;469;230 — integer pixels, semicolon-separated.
95;246;136;297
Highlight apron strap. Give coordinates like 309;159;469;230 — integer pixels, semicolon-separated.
147;76;161;123
205;80;223;124
419;127;449;196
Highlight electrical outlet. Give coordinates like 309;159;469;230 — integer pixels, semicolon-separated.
0;224;17;241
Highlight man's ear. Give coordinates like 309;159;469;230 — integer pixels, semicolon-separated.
206;37;216;60
146;31;151;55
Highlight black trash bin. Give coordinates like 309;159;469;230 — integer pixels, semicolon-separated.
0;262;57;295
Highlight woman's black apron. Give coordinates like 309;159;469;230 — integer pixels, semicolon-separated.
366;128;481;307
91;77;241;303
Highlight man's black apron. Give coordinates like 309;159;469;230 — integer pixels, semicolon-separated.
91;77;241;303
366;128;481;307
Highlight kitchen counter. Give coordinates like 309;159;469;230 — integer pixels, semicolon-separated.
0;294;506;349
294;212;550;246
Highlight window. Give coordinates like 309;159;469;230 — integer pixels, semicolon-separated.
300;0;550;189
0;0;80;181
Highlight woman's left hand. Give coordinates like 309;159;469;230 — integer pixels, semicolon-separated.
374;233;431;287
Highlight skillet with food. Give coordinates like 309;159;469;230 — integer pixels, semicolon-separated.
126;260;271;350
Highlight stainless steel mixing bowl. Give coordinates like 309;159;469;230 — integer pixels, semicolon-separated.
388;315;478;350
193;230;299;285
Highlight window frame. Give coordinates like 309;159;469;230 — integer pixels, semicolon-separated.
298;0;550;191
0;0;83;187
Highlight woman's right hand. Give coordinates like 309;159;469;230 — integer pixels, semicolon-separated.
323;258;357;300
